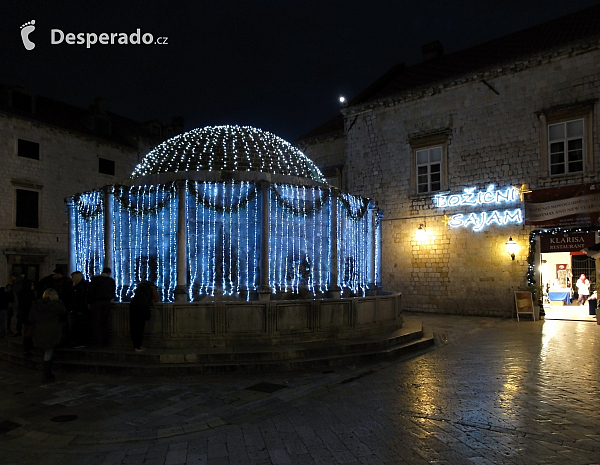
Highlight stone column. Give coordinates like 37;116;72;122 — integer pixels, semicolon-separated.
174;181;188;302
67;200;77;275
328;189;341;298
258;182;272;301
376;209;384;292
366;201;378;296
103;187;114;273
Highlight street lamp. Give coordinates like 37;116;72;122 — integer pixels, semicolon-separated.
505;237;518;260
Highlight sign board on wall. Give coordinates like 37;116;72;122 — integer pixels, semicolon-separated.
524;183;600;228
539;232;596;253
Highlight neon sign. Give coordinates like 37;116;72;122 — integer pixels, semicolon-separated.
433;185;519;208
447;209;523;231
435;185;523;231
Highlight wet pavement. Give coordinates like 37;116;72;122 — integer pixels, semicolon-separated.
0;312;598;465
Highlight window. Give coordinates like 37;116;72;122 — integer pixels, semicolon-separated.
99;158;115;175
538;102;593;177
15;189;39;228
17;139;40;160
12;264;39;284
548;119;584;175
416;146;442;193
409;132;448;195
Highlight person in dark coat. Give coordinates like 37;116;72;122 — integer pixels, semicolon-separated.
10;273;26;336
4;284;14;335
29;288;67;382
129;281;159;352
87;267;116;348
68;271;89;348
38;268;72;304
0;286;9;337
11;273;36;354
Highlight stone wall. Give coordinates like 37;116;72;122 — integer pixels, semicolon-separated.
108;293;402;348
297;135;345;188
343;46;600;316
0;115;150;283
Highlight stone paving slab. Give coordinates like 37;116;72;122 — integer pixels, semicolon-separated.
0;313;598;464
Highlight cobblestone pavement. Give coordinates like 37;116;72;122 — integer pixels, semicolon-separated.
0;313;598;465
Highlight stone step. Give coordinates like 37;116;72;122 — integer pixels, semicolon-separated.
0;335;434;375
0;323;434;375
6;325;425;364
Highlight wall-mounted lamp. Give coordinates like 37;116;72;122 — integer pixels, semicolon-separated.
416;223;427;241
505;237;518;260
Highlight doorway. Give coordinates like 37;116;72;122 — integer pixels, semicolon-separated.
541;252;596;321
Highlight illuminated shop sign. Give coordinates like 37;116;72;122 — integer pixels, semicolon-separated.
434;185;523;231
433;185;519;208
447;209;523;231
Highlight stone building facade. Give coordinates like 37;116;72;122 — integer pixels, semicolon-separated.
296;115;345;189
0;84;183;284
298;6;600;316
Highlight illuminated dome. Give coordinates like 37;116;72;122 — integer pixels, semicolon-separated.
132;125;325;182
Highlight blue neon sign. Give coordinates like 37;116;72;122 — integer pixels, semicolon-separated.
434;185;523;231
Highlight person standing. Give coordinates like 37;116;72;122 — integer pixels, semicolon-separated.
576;274;590;306
129;281;159;352
87;267;116;348
68;271;89;348
39;268;72;303
29;288;67;383
4;284;14;335
10;273;25;336
11;273;35;355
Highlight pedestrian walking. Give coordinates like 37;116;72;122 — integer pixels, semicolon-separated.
576;274;590;305
29;288;67;383
68;271;89;348
129;281;159;352
0;286;9;337
87;267;116;348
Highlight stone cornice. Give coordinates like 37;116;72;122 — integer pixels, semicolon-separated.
342;39;600;117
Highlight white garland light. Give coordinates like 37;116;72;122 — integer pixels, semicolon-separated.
111;185;177;302
130;125;325;182
70;125;380;302
186;181;260;300
338;194;369;296
73;190;104;280
72;183;373;300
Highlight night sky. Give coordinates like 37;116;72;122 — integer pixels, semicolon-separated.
2;1;599;142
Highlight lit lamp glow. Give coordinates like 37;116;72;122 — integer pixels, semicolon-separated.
416;224;427;241
505;237;518;260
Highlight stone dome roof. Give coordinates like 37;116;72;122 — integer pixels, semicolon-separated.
131;125;325;182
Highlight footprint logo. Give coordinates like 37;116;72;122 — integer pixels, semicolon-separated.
20;20;36;50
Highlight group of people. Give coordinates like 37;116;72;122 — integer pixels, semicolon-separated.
1;267;158;382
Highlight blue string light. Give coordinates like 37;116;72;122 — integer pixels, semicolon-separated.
71;181;375;301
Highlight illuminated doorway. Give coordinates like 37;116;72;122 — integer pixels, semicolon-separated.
541;252;596;321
